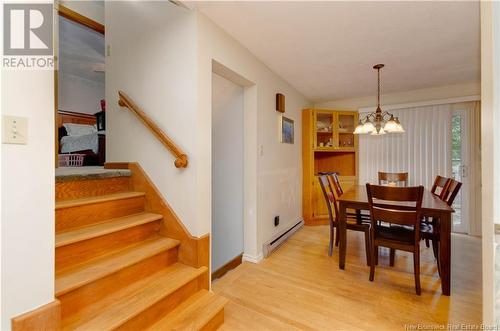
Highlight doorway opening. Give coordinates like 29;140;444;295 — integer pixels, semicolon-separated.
56;4;105;172
211;73;245;280
210;60;258;281
451;110;469;233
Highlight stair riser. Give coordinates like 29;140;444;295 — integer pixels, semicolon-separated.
56;177;131;201
56;220;162;271
201;308;225;331
59;248;178;320
116;278;201;331
56;196;145;232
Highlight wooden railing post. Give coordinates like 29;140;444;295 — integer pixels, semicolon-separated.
117;91;188;168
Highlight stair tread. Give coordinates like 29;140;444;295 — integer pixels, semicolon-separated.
56;236;180;296
56;212;163;248
55;191;145;209
62;263;208;331
147;290;228;331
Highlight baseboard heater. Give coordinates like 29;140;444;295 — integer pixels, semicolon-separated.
263;219;304;257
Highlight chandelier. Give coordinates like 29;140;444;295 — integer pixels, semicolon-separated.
353;64;404;135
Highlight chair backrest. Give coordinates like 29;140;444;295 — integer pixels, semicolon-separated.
443;178;462;206
378;172;408;187
318;175;338;223
328;173;343;196
430;175;451;199
366;184;424;231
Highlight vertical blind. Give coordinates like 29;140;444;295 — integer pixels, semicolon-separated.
358;101;482;235
358;104;453;189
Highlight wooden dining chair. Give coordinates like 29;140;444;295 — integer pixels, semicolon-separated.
318;175;371;265
423;175;452;248
378;172;409;187
443;179;462;207
328;172;343;197
328;173;370;228
376;172;408;263
421;178;462;274
430;175;452;199
366;183;424;295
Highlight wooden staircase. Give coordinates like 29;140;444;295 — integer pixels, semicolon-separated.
55;165;227;330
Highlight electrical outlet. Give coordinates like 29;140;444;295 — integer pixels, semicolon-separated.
2;116;28;144
274;215;280;227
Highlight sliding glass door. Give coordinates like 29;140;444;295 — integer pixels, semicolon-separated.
451;109;469;234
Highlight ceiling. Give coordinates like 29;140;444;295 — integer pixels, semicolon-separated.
59;16;105;83
195;1;480;102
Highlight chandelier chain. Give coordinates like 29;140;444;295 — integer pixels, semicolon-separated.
377;67;381;109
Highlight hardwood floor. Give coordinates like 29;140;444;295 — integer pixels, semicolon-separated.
212;226;481;330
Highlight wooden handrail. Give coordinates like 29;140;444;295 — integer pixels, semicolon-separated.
118;91;188;168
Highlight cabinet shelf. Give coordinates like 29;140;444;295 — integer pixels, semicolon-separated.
314;151;356;177
314;147;355;152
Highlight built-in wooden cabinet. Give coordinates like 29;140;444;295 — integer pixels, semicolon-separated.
302;109;359;225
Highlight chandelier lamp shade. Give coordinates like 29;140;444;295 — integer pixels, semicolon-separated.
353;64;405;135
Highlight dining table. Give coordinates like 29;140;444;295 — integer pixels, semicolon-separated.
337;185;455;296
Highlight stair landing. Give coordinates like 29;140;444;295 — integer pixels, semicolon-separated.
56;166;131;182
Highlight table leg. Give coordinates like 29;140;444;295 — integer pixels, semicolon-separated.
439;212;451;295
339;202;347;270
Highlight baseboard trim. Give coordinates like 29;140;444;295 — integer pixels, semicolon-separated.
211;254;243;281
12;300;61;331
263;219;304;258
242;252;263;264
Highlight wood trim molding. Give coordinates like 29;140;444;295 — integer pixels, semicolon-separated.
212;254;243;281
358;95;481;113
57;110;96;119
58;4;105;35
104;162;209;271
12;300;61;331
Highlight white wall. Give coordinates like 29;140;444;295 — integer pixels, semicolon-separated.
211;73;244;271
1;71;55;329
58;15;105;115
197;12;311;260
58;73;104;114
315;82;480;110
106;3;310;256
106;1;202;235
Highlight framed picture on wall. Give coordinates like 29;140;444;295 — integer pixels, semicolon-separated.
281;116;294;144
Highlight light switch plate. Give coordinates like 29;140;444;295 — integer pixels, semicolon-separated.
3;116;28;144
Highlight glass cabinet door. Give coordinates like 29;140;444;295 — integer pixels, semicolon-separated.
336;112;357;149
315;111;335;149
